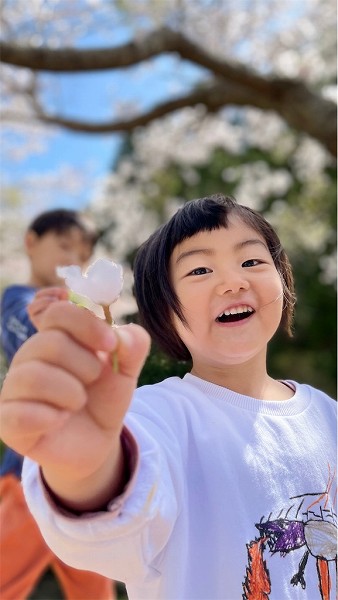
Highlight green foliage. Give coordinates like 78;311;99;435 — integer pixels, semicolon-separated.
138;345;190;387
269;247;337;397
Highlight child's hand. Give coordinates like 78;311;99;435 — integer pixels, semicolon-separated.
28;287;69;330
0;301;150;511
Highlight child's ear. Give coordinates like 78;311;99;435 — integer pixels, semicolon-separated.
24;231;39;255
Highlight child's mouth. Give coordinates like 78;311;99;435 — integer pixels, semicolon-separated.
216;306;254;323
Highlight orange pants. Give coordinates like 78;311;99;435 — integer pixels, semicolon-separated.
0;474;116;600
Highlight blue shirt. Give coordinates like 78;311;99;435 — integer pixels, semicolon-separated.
1;285;37;364
1;284;38;477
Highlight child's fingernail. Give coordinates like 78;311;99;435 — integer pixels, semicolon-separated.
103;328;118;350
103;326;134;351
114;327;133;347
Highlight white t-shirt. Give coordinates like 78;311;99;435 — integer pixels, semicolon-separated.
23;374;337;600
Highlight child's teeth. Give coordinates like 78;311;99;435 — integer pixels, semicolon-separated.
218;306;253;318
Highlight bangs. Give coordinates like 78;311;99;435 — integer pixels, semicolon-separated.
165;194;236;251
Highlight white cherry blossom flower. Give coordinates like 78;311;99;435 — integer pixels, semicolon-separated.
57;259;124;372
57;259;123;306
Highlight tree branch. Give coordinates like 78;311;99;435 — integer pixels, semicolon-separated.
0;27;336;157
2;78;336;157
0;28;250;77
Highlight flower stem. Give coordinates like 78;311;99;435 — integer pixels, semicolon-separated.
103;304;113;326
102;304;118;373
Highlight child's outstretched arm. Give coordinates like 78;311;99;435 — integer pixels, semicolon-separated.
0;301;150;513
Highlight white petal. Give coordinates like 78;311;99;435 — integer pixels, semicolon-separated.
56;265;82;280
56;259;124;306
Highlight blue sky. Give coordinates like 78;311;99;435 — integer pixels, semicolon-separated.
2;53;204;213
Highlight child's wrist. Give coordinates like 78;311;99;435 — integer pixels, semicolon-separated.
40;430;133;514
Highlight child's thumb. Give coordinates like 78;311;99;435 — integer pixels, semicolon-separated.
114;324;151;379
86;324;151;431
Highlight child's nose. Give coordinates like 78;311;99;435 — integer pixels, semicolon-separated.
215;270;250;295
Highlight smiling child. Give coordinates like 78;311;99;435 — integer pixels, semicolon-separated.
0;194;336;600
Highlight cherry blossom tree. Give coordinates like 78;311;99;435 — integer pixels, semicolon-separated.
1;0;336;156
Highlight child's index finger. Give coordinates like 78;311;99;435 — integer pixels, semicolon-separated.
38;300;118;353
34;287;69;300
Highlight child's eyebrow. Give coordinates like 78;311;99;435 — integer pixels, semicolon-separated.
175;248;213;264
175;238;268;265
235;239;268;251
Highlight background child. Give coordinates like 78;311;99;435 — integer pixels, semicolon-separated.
0;208;117;600
0;195;336;599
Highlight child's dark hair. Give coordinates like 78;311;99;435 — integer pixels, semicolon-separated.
28;209;98;247
133;194;296;361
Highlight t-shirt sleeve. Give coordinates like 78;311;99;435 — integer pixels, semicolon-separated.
22;418;181;585
0;286;37;364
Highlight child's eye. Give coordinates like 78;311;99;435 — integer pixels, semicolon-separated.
187;267;212;276
242;259;263;267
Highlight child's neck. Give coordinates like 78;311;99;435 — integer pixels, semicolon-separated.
190;359;293;401
28;273;44;287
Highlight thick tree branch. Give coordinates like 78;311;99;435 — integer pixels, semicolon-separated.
2;78;336;157
0;28;259;84
0;27;336;157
